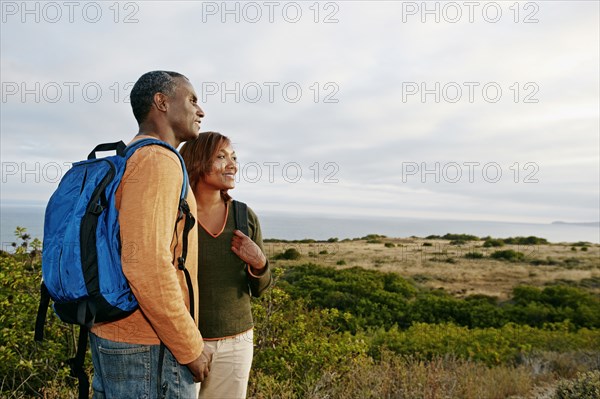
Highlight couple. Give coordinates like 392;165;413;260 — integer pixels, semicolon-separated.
89;71;272;399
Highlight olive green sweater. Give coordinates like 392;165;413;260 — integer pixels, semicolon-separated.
197;202;272;339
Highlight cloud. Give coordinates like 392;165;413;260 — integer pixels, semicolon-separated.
1;0;598;224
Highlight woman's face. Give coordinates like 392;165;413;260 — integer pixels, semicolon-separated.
203;142;237;191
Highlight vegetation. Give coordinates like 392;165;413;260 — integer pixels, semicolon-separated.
491;249;526;262
554;370;600;399
2;228;599;398
273;247;302;260
464;251;484;259
425;233;480;241
483;238;505;247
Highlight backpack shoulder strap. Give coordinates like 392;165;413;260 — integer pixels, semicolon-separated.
124;138;189;200
232;200;249;236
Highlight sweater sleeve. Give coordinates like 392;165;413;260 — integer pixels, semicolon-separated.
119;146;202;364
246;206;272;297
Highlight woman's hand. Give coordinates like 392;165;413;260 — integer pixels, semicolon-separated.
231;229;267;273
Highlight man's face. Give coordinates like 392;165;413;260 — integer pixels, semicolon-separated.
166;77;204;142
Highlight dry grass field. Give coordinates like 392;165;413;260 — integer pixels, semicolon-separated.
264;237;600;300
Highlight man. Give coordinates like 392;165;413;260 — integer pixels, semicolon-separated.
89;71;212;398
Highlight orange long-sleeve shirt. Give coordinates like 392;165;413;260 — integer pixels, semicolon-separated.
91;136;202;365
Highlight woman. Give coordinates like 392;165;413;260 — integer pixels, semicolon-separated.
179;131;272;398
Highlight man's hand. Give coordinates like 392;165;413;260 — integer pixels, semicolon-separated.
186;344;214;382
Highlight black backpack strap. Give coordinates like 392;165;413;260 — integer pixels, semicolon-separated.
233;200;249;236
67;325;90;399
177;198;196;321
233;200;264;296
34;282;51;341
88;141;126;160
35;285;90;398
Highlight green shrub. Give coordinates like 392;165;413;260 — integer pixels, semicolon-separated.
336;260;347;265
572;241;592;247
464;252;484;259
503;236;549;245
1;251;82;397
422;242;433;247
274;248;302;260
362;234;387;240
384;242;395;248
483;239;505;248
554;370;600;399
491;249;525;262
251;283;368;393
530;257;561;266
442;233;479;241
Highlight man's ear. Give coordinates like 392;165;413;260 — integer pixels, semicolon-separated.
153;92;168;112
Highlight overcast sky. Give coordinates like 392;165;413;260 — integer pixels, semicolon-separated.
1;1;598;224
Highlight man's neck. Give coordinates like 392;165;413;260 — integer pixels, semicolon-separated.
137;122;178;148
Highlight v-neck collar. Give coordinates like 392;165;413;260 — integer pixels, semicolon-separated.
197;202;229;238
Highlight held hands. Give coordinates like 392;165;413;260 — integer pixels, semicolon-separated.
231;230;267;273
186;344;214;383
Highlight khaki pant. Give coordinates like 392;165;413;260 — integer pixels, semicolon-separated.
196;329;254;399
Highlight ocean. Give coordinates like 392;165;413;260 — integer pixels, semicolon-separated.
1;205;598;251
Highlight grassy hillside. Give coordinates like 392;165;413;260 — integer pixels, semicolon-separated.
1;230;599;398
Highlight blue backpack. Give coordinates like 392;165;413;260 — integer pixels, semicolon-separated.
34;138;195;399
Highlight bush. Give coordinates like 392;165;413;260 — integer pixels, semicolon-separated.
362;234;387;240
384;242;395;248
483;239;504;248
442;233;480;241
274;248;302;260
491;249;525;262
503;236;549;245
464;252;484;259
336;260;346;265
572;242;591;247
422;242;433;247
1;251;82;398
530;257;561;266
554;370;600;399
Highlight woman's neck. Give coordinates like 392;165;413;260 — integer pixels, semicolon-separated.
194;183;225;212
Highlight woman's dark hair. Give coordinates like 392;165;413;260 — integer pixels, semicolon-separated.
180;131;232;203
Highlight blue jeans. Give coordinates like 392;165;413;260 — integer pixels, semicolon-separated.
89;333;196;399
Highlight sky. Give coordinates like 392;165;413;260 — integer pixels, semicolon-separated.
1;0;599;225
